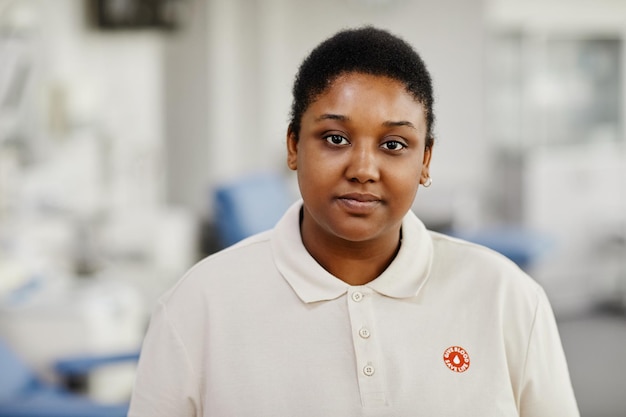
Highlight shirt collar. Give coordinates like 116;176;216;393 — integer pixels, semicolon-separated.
271;201;434;303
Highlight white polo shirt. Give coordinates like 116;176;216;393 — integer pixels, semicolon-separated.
128;201;579;417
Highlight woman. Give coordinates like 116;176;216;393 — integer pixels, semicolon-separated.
128;27;579;416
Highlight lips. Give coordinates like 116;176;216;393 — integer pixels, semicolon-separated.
338;193;381;202
336;193;382;212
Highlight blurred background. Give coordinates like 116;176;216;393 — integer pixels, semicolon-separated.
0;0;624;416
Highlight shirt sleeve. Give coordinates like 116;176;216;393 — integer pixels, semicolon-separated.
127;300;201;417
518;288;580;417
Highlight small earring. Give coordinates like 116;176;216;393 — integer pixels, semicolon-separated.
423;176;432;188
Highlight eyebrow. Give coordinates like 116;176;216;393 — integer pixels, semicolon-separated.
382;120;417;130
315;114;417;130
315;114;348;122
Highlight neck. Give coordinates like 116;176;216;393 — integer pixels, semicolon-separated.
300;216;402;286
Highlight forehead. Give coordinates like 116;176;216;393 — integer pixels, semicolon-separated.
304;72;426;126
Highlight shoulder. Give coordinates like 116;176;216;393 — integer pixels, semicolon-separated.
158;230;275;306
429;230;534;278
154;202;304;316
426;230;543;305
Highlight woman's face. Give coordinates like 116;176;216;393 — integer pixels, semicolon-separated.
287;72;432;245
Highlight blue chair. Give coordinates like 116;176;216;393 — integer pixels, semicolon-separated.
213;172;296;248
0;337;138;417
449;226;552;270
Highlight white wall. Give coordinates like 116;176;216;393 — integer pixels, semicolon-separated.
162;0;210;212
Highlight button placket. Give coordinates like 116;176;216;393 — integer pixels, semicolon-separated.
346;287;387;407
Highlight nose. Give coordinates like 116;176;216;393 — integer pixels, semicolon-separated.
346;144;380;183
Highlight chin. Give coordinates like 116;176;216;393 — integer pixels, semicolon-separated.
329;223;387;243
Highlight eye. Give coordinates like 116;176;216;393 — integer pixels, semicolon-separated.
325;134;349;146
381;140;406;151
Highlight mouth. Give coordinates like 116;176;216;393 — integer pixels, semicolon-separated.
336;193;382;212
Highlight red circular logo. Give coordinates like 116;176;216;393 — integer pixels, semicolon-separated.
443;346;470;373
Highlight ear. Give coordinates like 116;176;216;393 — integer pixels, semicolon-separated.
286;126;298;171
420;145;432;185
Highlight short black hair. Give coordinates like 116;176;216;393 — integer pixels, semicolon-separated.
289;26;435;149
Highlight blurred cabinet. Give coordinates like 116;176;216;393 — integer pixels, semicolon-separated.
485;4;626;311
487;31;622;149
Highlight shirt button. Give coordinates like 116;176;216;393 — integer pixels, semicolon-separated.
351;292;364;302
359;328;371;339
363;364;375;376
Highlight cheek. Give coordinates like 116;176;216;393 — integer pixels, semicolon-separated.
295;154;318;191
390;164;422;193
395;155;423;176
297;145;332;175
397;176;421;195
